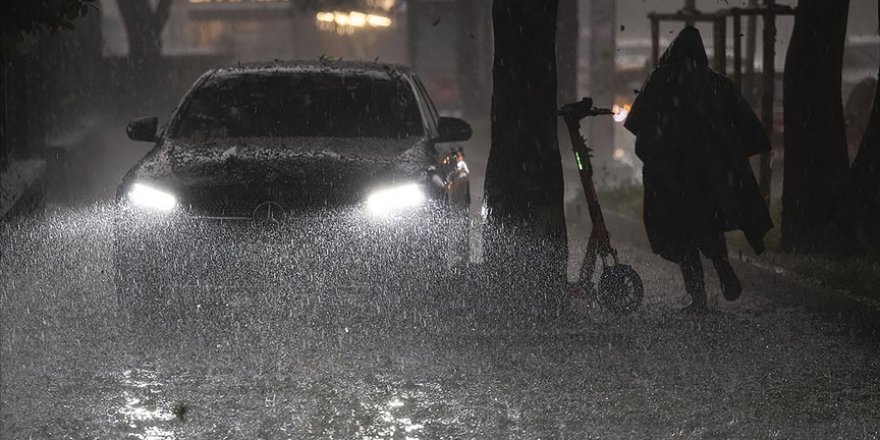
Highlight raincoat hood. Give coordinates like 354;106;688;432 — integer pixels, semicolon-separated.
659;26;709;68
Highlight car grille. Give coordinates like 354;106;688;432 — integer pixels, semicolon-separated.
179;185;362;218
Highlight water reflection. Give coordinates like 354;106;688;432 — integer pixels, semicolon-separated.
358;393;426;439
117;368;176;440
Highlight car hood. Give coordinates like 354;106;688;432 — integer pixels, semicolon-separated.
130;136;433;185
121;136;437;213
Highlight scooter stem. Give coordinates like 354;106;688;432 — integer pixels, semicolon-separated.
559;98;615;279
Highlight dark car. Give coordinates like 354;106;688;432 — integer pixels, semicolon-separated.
114;60;472;305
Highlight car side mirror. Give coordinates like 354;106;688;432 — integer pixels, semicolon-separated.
126;117;159;142
438;117;472;142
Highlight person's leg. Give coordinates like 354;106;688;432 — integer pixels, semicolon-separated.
712;257;742;301
679;246;707;313
702;233;742;301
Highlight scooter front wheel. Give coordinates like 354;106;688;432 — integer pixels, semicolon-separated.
597;264;643;314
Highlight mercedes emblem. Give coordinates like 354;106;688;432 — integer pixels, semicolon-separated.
252;201;285;223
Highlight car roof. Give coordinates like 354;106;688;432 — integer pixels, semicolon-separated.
209;59;414;80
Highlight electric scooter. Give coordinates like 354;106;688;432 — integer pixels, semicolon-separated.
559;98;644;314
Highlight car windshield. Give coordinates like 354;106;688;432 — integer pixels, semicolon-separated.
171;73;424;140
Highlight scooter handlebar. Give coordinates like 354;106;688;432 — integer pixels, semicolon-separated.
558;97;614;121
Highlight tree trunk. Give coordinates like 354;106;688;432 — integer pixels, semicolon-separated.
116;0;173;63
556;0;578;106
1;59;7;171
847;0;880;254
588;0;615;160
780;0;851;254
456;0;485;119
743;0;759;104
483;0;567;293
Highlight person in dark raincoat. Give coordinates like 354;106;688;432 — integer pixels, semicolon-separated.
624;26;773;313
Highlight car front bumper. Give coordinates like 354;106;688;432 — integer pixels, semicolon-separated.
113;204;458;293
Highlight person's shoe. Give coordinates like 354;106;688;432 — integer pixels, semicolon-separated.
680;301;709;314
745;231;767;255
715;260;742;301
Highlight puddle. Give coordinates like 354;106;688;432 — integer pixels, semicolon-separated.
115;368;176;440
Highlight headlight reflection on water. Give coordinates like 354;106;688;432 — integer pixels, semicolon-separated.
117;368;176;440
362;396;425;440
118;393;176;440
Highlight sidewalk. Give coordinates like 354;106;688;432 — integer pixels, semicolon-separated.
1;159;46;218
44;115;152;207
2;112;111;218
598;208;880;335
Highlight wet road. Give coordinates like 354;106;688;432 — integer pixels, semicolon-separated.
2;205;878;439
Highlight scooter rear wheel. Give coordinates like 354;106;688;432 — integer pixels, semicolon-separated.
597;264;643;314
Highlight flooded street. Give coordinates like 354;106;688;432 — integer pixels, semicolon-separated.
2;2;879;436
3;206;878;439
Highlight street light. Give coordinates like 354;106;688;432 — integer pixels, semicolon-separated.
315;10;393;35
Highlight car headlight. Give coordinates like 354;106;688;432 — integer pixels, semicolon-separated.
127;183;178;212
365;183;425;216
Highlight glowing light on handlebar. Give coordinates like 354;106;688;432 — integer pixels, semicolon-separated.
612;104;631;122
